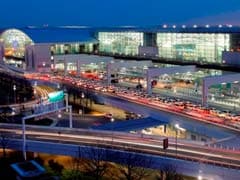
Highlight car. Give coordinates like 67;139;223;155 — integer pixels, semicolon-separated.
0;106;15;116
104;113;113;119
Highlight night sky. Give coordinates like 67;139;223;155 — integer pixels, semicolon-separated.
1;0;240;27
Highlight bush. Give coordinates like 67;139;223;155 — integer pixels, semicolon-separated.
48;159;64;175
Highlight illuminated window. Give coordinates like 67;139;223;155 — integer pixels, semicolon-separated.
98;32;143;55
156;33;230;63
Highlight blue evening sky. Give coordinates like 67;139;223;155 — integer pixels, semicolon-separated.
1;0;240;27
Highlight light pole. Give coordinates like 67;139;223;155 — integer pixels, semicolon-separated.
174;123;185;157
63;86;68;112
175;123;179;157
81;92;85;119
22;117;27;160
58;111;62;118
13;84;16;104
111;117;114;148
198;170;203;180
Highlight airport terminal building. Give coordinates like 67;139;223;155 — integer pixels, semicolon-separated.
0;25;240;72
0;27;98;71
96;26;240;65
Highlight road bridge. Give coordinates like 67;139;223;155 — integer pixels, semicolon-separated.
1;125;240;180
146;65;196;94
202;73;240;107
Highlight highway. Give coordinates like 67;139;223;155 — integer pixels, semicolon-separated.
21;74;240;142
48;74;240;131
1;124;240;170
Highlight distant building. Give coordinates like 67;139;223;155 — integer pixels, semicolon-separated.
0;25;240;72
0;27;98;72
96;26;236;64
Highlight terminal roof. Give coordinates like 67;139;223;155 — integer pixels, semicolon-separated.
0;26;98;44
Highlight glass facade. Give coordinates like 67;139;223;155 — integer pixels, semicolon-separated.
51;43;94;55
0;29;33;58
98;32;143;55
157;33;230;63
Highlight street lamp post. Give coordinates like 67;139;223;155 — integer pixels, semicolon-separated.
81;92;85;119
13;84;16;104
111;117;114;148
22;117;27;160
174;123;186;157
198;170;203;180
175;123;179;157
64;93;69;112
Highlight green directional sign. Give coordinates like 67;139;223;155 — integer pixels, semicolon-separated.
48;91;64;102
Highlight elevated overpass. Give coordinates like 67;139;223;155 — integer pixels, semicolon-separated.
146;65;196;94
1;124;240;180
202;73;240;107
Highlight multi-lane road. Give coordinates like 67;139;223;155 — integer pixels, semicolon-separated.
1;71;240;179
1;124;240;170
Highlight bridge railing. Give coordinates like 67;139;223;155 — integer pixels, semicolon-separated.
33;101;65;115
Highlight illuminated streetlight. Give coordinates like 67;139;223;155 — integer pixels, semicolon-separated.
13;84;16;104
58;111;62;118
198;175;202;180
111;117;114;147
163;24;167;28
174;123;185;157
175;123;179;156
81;92;85;118
173;87;177;93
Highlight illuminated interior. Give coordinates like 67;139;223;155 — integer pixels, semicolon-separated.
157;33;230;63
0;29;33;58
51;43;94;55
98;32;143;55
97;31;231;64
